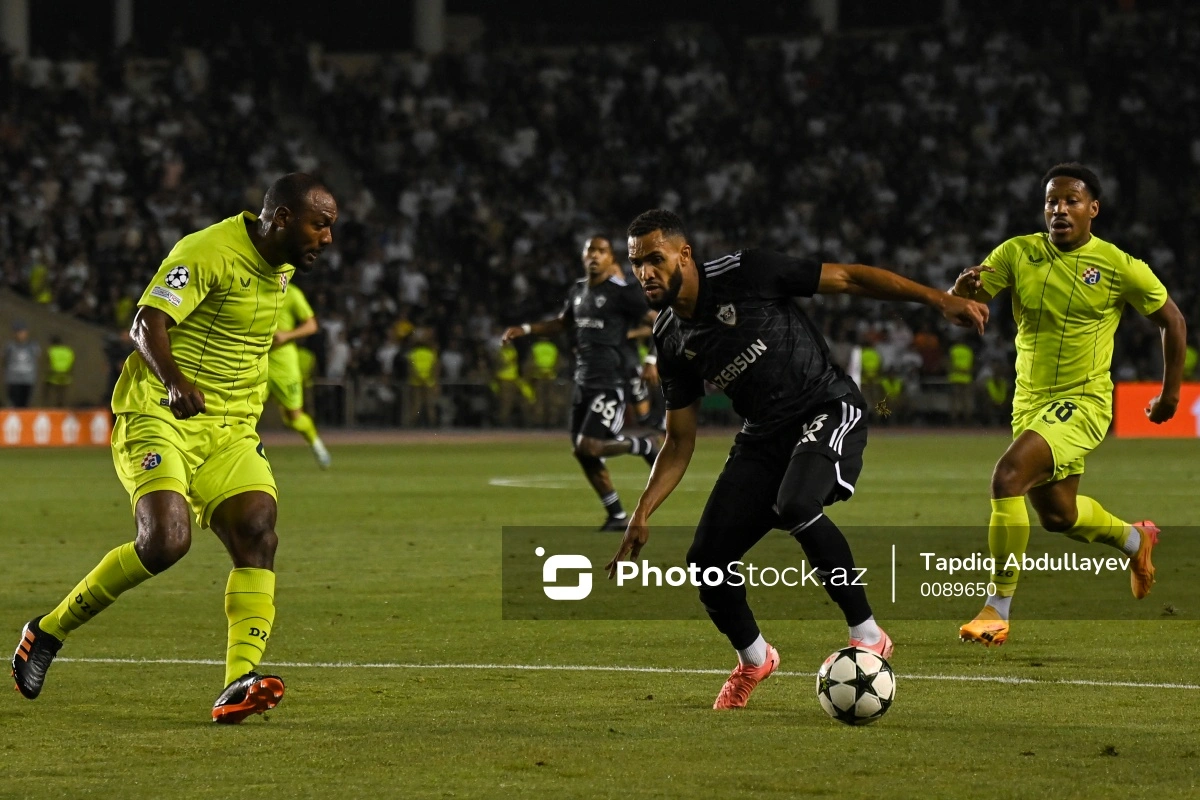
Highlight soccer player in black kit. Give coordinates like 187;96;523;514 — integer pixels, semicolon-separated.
503;236;660;530
606;210;989;709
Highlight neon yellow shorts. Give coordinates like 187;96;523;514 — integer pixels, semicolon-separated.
267;363;305;412
1012;395;1111;484
111;413;277;528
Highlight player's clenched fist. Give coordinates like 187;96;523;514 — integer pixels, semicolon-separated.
952;265;994;298
500;325;527;344
166;378;206;419
1145;394;1179;424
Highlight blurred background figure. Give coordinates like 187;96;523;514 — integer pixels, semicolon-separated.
4;322;40;408
44;335;75;408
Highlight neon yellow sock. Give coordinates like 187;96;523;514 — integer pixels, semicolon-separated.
1065;495;1131;550
286;412;319;445
40;543;154;640
225;568;276;686
988;496;1030;598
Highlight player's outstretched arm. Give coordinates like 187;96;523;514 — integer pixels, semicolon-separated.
130;306;206;420
606;402;698;578
1145;298;1187;424
818;263;989;334
501;315;566;344
274;316;318;348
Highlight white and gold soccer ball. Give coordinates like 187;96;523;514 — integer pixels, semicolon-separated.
816;646;895;725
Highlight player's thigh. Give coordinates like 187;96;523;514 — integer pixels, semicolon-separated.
571;386;626;442
787;397;868;507
690;442;786;567
268;365;304;411
190;423;278;530
111;413;202;517
628;372;650;405
1015;397;1109;485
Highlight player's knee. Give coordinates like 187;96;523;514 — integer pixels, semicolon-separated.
776;494;824;534
135;518;191;574
990;459;1029;498
574;437;604;460
232;511;278;559
1037;508;1077;533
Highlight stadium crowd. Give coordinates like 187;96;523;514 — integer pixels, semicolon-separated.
2;6;1197;424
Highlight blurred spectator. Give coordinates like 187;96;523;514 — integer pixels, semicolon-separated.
4;321;40;407
403;328;439;427
44;334;75;407
3;6;1198;425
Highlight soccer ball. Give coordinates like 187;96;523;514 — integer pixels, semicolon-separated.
816;647;895;725
165;265;190;289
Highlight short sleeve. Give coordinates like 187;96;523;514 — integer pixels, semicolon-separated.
979;238;1019;296
292;287;315;322
742;249;821;298
1120;254;1168;316
138;242;217;323
656;335;704;410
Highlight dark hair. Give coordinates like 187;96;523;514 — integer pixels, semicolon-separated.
627;209;689;241
1041;163;1102;201
583;234;613;248
263;172;331;216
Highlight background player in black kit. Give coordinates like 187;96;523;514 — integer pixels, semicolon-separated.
504;236;659;530
607;209;989;709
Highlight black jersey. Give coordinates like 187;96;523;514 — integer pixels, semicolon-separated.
562;275;649;388
653;249;861;441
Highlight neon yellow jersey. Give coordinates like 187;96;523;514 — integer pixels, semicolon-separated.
276;283;314;335
112;212;295;425
980;233;1167;412
270;283;315;377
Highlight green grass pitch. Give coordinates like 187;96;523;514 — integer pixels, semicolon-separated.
2;433;1198;798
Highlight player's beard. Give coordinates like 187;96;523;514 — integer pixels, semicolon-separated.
646;266;683;311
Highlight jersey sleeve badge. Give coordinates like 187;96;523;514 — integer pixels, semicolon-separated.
164;265;190;289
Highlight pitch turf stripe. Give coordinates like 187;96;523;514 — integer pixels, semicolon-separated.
55;658;1200;690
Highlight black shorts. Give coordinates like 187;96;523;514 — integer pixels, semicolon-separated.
706;397;868;531
628;371;651;405
787;397;867;499
569;385;627;442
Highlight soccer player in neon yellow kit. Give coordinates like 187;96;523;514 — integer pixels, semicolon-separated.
11;174;337;722
268;282;331;468
953;163;1187;646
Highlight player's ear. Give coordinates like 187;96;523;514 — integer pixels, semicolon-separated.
1089;200;1099;220
679;242;692;268
273;205;292;228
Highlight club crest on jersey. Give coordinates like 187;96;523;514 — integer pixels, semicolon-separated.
1081;267;1101;285
279;273;289;293
716;303;737;326
595;296;606;308
141;452;162;471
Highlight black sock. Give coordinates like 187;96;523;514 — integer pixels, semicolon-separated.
790;515;873;626
601;491;625;519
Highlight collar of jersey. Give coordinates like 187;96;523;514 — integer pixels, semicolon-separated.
1046;231;1101;260
238;211;293;276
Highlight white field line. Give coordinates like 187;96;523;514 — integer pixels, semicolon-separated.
57;657;1200;691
